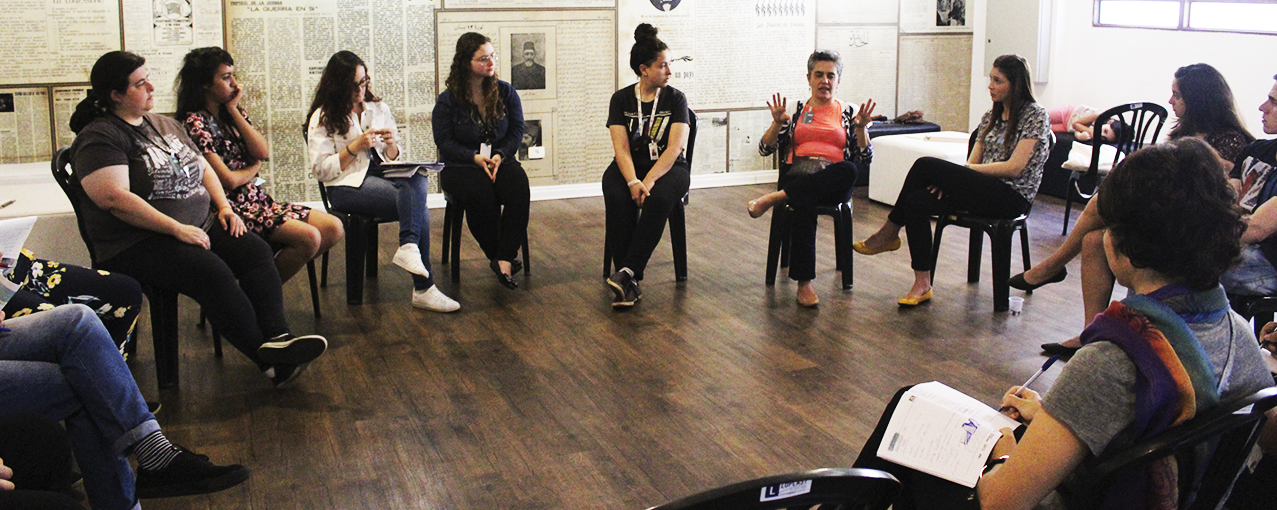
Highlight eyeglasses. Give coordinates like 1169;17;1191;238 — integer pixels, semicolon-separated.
473;54;498;64
355;76;371;87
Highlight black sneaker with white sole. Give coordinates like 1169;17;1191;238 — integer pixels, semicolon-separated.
607;270;642;309
135;449;249;499
257;334;327;365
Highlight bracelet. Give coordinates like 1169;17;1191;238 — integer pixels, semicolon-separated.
345;145;357;157
627;179;642;187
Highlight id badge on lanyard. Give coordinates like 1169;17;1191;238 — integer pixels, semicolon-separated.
637;85;661;161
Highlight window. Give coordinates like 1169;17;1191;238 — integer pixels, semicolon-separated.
1094;0;1277;34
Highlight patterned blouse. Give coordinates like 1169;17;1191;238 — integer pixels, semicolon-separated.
975;102;1052;202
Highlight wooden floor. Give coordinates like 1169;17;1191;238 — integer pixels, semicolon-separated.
132;183;1094;509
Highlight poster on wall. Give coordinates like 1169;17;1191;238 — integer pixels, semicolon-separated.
691;111;726;175
226;0;440;203
816;25;898;117
123;0;224;113
727;109;775;173
617;0;813;112
898;34;972;130
901;0;970;33
816;0;898;24
439;9;615;186
2;0;121;85
0;88;53;165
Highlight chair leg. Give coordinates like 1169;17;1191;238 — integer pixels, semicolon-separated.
450;207;463;283
441;201;454;266
307;259;321;318
198;308;223;357
929;218;950;283
1062;178;1075;236
522;238;531;276
765;207;788;285
149;288;180;389
365;223;378;278
320;251;329;288
1018;224;1032;272
670;203;687;282
603;234;612;279
967;228;983;283
345;216;367;305
837;203;854;290
991;224;1014;312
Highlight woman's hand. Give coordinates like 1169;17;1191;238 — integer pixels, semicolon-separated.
225;85;243;112
173;224;211;249
853;99;877;129
346;130;381;155
474;154;499;181
1000;386;1043;423
629;180;650;207
218;207;246;237
990;427;1019;459
767;93;790;125
0;456;13;490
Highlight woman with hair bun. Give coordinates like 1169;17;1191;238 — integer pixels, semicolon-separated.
602;23;691;309
176;46;344;283
433;32;531;291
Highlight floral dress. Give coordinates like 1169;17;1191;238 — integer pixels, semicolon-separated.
183;108;310;238
2;249;143;354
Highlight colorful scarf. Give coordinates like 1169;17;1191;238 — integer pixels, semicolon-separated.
1078;284;1225;510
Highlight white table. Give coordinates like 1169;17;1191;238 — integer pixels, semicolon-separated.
868;131;971;205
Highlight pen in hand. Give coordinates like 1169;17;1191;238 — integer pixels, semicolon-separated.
999;355;1060;413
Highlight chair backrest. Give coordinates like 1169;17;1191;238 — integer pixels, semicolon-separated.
1079;102;1168;190
49;147;100;266
1064;386;1277;510
644;467;900;510
684;109;698;167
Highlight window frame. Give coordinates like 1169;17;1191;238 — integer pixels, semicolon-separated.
1093;0;1277;36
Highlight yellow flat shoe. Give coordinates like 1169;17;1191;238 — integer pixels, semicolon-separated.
897;289;933;307
853;237;902;255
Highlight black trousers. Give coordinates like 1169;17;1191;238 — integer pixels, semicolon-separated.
98;224;289;368
0;414;82;510
440;160;531;262
887;157;1029;271
853;386;982;510
779;160;859;281
601;159;691;279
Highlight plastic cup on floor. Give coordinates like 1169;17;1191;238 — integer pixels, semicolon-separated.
1008;296;1025;315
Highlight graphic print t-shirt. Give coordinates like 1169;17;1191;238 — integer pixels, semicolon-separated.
606;84;689;166
72;113;211;261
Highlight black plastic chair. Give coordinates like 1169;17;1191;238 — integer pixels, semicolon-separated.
1062;387;1277;510
763;191;855;290
439;190;531;284
1062;102;1168;235
316;180;388;304
928;132;1046;312
603;110;697;283
644;467;900;510
51;147;189;388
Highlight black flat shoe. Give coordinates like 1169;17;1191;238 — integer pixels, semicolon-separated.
509;258;524;275
1041;342;1081;357
490;260;519;289
1009;268;1068;292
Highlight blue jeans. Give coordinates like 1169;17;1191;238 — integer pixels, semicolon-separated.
327;172;434;289
0;305;153;510
1221;244;1277;296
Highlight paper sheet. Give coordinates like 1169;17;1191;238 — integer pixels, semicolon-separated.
877;381;1020;487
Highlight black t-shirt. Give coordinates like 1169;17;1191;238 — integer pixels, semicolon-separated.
71;113;211;262
1230;139;1277;266
606;84;689;164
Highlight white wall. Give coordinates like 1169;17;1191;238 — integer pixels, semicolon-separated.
969;0;1274;136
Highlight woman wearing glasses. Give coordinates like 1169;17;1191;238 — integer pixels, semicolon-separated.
433;33;530;290
307;50;459;312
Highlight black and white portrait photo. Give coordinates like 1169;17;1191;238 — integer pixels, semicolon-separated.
518;120;543;161
937;0;965;26
510;34;547;91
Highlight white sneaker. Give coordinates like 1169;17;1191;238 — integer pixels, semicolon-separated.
412;286;460;312
393;243;431;277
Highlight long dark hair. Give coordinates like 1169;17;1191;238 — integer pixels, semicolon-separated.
1168;63;1255;145
444;32;504;127
306;51;380;136
70;51;146;133
980;54;1036;155
1097;138;1244;290
628;23;668;77
174;47;235;127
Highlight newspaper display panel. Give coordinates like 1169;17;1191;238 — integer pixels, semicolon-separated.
0;88;53;164
2;0;121;86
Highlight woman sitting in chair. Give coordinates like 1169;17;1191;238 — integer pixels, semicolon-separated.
1012;63;1255;356
70;51;327;388
433;32;531;291
307;50;458;312
745;49;876;308
177;47;343;283
601;23;691;309
853;54;1050;306
853;138;1274;510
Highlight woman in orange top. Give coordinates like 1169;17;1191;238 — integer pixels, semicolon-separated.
747;49;876;307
